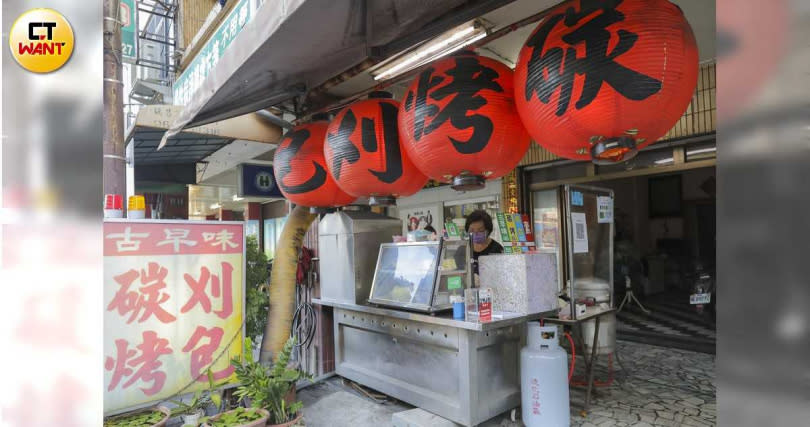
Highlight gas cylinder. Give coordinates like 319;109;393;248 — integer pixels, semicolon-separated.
521;323;569;427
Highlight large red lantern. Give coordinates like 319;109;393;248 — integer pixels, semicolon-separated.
324;92;428;205
273;115;356;210
514;0;699;163
399;51;531;190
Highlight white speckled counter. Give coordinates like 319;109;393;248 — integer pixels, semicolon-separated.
478;253;559;315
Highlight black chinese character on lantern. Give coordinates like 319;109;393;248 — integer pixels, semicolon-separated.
326;104;404;184
404;56;503;154
275;128;327;194
524;0;662;116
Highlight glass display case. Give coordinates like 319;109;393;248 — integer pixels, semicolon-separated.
532;184;614;319
368;239;473;313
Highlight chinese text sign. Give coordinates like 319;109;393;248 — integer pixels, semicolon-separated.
173;0;255;105
104;220;244;414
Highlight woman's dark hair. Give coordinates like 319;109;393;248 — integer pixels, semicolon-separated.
465;210;493;235
423;225;437;234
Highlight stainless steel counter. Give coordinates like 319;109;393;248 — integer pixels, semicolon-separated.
313;298;542;331
314;299;554;426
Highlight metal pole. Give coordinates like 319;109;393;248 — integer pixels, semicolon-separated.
104;0;127;199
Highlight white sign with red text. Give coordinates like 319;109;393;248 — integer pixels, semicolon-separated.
103;220;244;414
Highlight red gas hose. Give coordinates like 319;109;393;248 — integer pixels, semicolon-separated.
564;331;575;383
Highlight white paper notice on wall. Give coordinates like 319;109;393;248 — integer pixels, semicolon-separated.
571;212;589;253
597;196;613;223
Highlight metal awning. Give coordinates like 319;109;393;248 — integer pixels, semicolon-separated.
129;105;282;165
160;0;517;148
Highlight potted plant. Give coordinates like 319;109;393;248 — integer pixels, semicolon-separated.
170;369;227;427
103;406;171;427
200;407;269;427
230;336;309;426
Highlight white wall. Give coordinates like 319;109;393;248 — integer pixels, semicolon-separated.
393;179;503;236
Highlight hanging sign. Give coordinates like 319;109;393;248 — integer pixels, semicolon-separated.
103;220;244;414
238;163;284;198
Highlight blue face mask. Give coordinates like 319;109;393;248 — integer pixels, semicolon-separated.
471;231;487;244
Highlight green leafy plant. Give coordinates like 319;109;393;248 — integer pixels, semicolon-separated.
199;407;266;427
230;337;310;424
169;369;227;419
245;235;269;342
103;408;167;427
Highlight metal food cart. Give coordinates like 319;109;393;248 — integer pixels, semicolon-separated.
314;298;552;426
315;210;556;426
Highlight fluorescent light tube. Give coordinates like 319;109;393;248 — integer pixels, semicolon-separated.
372;21;487;81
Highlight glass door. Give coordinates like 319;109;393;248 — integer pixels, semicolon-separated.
532;188;564;293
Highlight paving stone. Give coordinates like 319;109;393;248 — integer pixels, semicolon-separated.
630;423;653;427
652;419;676;427
684;397;705;406
613;409;630;418
681;416;712;427
674;413;685;424
639;414;656;423
591;417;611;425
683;407;700;416
655;410;674;420
644;403;665;411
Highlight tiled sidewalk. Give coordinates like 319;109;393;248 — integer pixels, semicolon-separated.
298;340;716;426
569;340;716;427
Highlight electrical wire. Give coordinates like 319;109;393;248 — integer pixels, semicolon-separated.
291;296;317;349
290;266;317;354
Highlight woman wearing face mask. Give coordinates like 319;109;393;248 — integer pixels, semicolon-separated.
454;210;504;284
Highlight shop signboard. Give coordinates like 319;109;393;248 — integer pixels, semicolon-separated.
103;220;244;414
120;0;137;62
173;0;257;105
237;163;284;198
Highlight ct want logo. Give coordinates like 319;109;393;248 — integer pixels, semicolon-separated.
9;8;74;73
255;172;275;192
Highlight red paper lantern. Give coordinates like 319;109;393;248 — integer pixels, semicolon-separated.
324;92;428;205
273;115;356;209
399;51;531;190
514;0;699;162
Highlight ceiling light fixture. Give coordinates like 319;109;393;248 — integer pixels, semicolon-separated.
372;20;488;81
685;147;716;156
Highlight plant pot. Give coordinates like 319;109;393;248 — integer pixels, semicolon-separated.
153;406;172;427
181;408;205;426
267;411;303;427
202;408;269;427
105;406;170;427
